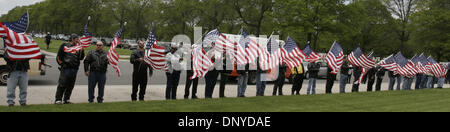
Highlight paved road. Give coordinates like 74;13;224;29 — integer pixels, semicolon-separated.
29;55;193;85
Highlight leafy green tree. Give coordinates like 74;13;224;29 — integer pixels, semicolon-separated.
410;0;450;61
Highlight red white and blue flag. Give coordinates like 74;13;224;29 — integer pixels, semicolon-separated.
348;47;375;84
444;63;449;76
144;28;167;71
212;30;244;65
239;29;262;64
326;42;344;74
0;13;28;33
190;46;214;80
414;53;429;74
302;44;323;63
107;28;123;77
281;36;306;69
394;53;416;77
426;56;446;78
259;35;282;70
378;54;398;72
0;13;41;61
64;19;92;53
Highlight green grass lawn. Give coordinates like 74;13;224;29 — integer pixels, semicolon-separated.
35;38;133;56
1;88;450;112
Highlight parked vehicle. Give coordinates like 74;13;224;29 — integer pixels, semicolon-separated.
127;40;138;50
102;38;112;46
91;37;100;45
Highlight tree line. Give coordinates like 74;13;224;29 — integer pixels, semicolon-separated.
0;0;448;61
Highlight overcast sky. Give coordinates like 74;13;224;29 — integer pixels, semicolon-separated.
0;0;45;16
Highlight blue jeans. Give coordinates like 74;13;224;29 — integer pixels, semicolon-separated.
396;76;402;90
427;76;434;88
237;73;248;97
415;75;423;89
402;77;413;90
388;77;396;91
420;75;427;88
88;71;106;103
256;73;266;96
307;78;316;95
437;78;445;88
6;71;28;105
339;74;349;93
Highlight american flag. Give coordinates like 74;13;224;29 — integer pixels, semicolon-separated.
394;53;416;77
444;63;449;76
259;35;282;70
348;47;375;69
302;44;323;62
326;42;344;74
239;29;261;64
227;33;247;65
190;46;214;79
189;29;223;79
207;29;229;55
426;56;446;78
378;54;398;72
348;47;375;84
0;23;41;61
144;28;167;71
203;29;220;48
410;55;424;74
212;30;246;65
281;36;306;69
1;13;28;33
416;53;429;74
64;20;92;53
107;28;123;77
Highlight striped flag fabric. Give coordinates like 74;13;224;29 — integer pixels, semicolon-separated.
394;53;416;77
416;53;429;74
107;28;123;77
410;54;424;75
347;47;375;84
426;56;446;78
190;46;214;79
259;35;282;70
443;63;449;76
281;36;306;69
378;54;398;72
203;29;221;49
144;28;167;71
326;42;344;74
64;20;92;53
1;13;28;33
347;47;375;69
228;33;247;65
302;44;323;62
212;30;245;65
0;24;41;60
239;29;261;64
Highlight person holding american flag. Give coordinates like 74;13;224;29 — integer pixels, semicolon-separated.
55;34;85;105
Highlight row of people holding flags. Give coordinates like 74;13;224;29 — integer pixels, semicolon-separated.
2;13;447;82
2;13;449;105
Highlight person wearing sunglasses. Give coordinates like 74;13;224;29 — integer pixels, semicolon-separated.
83;41;109;103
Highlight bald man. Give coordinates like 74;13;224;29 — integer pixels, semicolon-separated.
84;41;109;103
